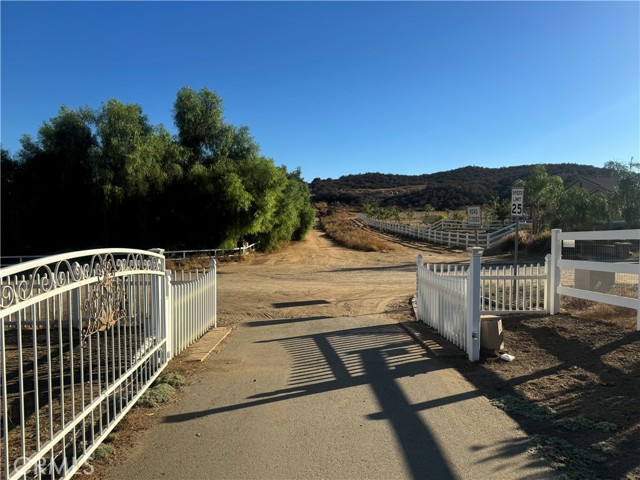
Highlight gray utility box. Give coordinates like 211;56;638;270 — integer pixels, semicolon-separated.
575;269;615;293
480;315;504;351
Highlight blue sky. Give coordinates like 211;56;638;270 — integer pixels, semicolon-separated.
2;1;639;181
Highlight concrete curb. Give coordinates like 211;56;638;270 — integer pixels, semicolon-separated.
183;326;234;362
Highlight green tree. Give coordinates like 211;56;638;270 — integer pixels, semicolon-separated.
553;188;610;231
489;196;511;224
11;107;100;252
520;165;564;233
605;159;640;228
173;86;259;166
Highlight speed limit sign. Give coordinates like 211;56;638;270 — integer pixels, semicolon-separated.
511;188;524;217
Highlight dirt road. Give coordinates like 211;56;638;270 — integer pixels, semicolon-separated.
216;224;469;326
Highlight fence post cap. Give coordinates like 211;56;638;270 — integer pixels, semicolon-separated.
209;258;217;269
417;254;424;266
149;248;165;255
467;247;484;256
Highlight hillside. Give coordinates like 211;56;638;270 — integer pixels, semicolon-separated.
310;163;609;210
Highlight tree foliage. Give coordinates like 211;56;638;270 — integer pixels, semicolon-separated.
1;88;314;255
605;159;640;228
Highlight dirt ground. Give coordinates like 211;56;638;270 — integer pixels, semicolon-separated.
92;221;638;480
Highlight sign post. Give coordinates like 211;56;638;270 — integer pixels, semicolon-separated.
511;187;524;274
467;206;481;246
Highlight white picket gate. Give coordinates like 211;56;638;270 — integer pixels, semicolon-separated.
416;248;483;361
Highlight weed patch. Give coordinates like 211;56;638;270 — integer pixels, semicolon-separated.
529;434;605;480
155;372;187;388
137;383;176;408
490;394;557;420
556;416;617;433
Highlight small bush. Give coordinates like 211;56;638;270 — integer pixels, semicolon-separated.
499;230;551;254
155;372;187;388
138;383;176;408
92;443;114;460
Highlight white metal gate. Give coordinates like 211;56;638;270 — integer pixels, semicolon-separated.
1;249;168;479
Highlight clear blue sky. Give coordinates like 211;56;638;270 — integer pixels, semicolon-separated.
2;1;639;181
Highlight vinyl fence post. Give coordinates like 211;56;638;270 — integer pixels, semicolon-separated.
549;229;562;314
467;247;483;362
543;254;551;313
416;255;424;322
636;276;640;331
210;257;217;329
164;270;173;360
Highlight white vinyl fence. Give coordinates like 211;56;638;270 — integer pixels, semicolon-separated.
1;249;218;480
169;261;217;357
549;229;639;329
429;260;548;314
165;242;258;262
359;214;516;249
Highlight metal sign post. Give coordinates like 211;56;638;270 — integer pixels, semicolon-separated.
511;187;524;274
467;206;481;246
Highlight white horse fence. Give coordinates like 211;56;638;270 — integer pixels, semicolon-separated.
1;249;217;480
358;214;516;249
549;229;639;329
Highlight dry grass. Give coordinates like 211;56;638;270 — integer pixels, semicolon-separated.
166;256;212;271
319;209;395;252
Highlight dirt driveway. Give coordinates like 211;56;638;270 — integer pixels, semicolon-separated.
216;223;468;327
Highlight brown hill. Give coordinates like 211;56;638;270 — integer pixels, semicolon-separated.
310;164;609;210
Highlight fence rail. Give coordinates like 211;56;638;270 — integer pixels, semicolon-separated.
165;242;258;261
358;214;516;249
1;248;217;480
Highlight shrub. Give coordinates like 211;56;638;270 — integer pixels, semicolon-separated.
138;383;176;408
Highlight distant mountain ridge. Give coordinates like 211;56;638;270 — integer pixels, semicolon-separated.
310;163;610;210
